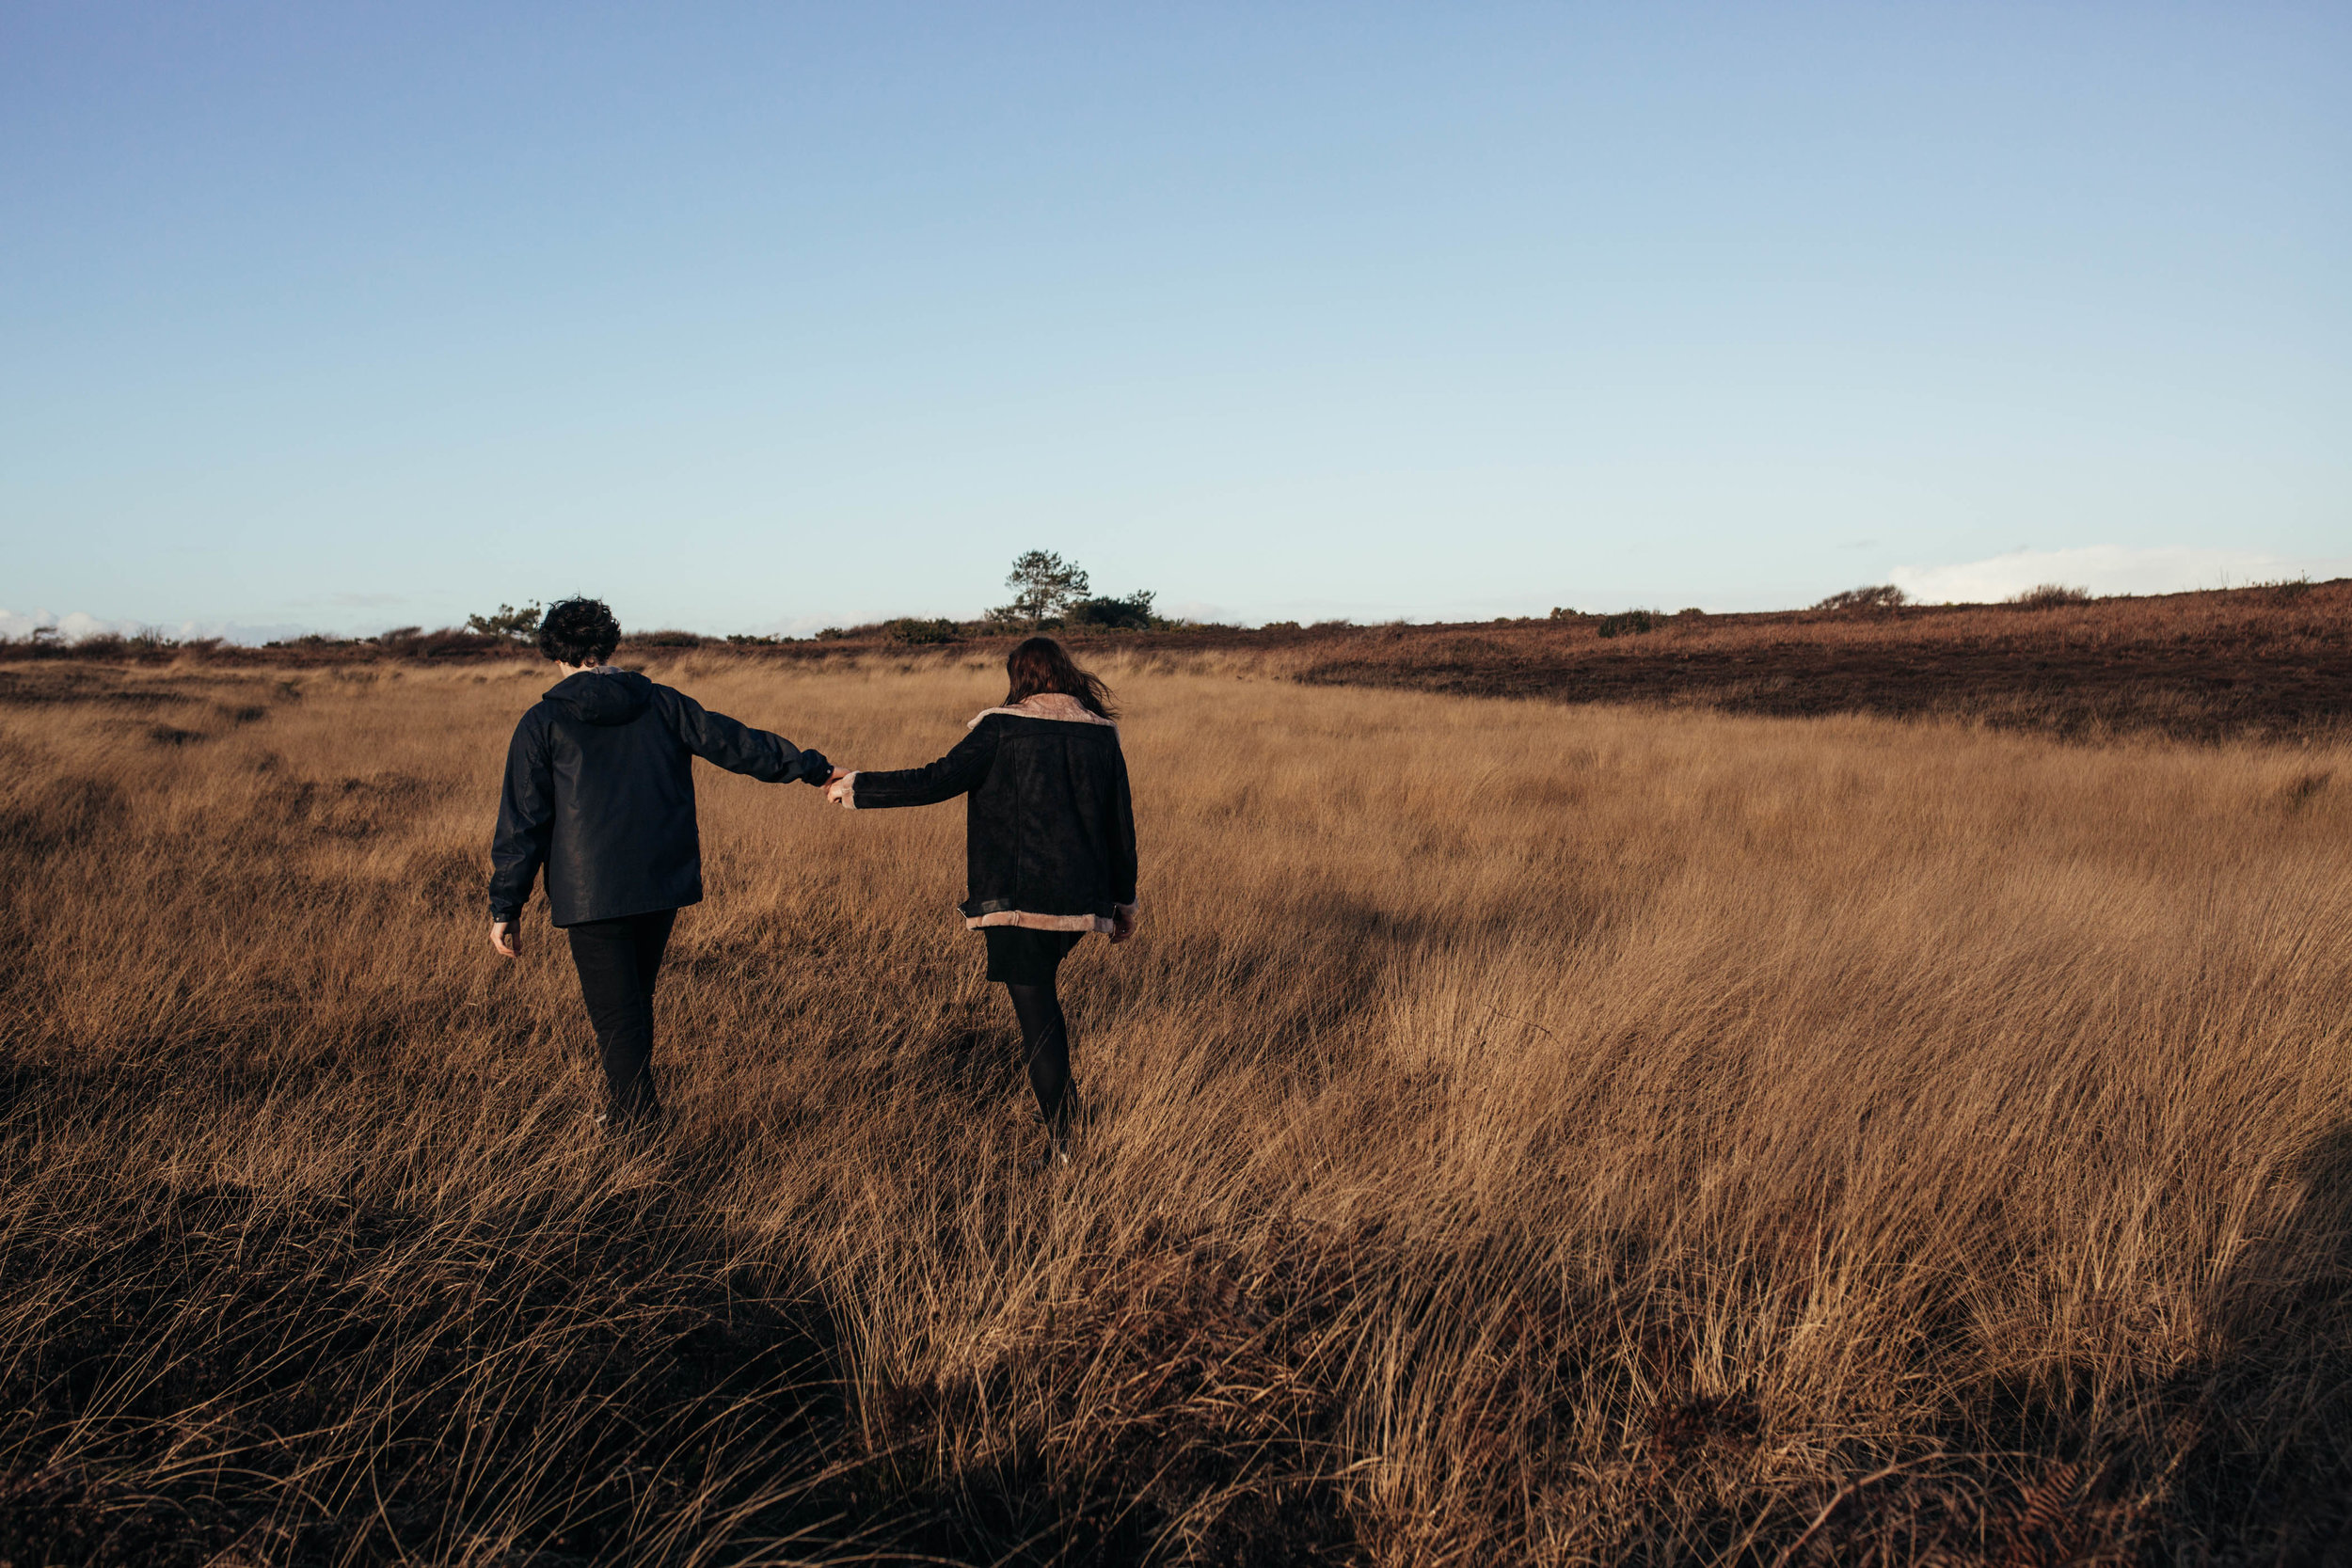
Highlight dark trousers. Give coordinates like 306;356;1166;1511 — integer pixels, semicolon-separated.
565;909;677;1120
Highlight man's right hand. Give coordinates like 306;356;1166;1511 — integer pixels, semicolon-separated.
490;921;520;958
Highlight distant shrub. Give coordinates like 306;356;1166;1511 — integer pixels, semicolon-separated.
631;629;705;648
883;617;964;646
1258;620;1302;633
418;629;506;657
2007;584;2092;608
464;602;543;642
1307;619;1356;632
724;633;781;647
1066;591;1157;631
1675;608;1707;619
1814;585;1908;612
1595;610;1659;639
816;626;851;641
1548;607;1590;621
373;626;501;658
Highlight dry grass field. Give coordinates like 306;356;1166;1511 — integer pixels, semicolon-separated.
3;651;2349;1565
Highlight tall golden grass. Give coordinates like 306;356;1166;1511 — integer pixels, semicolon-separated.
2;652;2348;1564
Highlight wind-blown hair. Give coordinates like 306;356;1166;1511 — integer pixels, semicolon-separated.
1004;637;1116;720
536;598;621;667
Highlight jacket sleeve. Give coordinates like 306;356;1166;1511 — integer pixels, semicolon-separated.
841;723;999;809
1109;741;1138;908
488;711;552;922
660;688;831;784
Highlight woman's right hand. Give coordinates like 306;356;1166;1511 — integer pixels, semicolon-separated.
825;771;854;806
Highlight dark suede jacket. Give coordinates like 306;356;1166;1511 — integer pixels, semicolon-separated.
844;694;1137;928
489;670;829;927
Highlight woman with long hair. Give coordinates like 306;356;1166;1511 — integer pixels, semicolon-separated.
827;637;1137;1165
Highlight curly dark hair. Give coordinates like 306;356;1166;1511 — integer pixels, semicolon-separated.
535;597;621;666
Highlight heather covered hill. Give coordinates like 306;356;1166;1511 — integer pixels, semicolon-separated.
6;578;2347;744
1279;578;2352;743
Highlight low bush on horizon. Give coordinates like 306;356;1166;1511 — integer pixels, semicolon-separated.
1595;609;1660;638
2;657;2348;1562
882;616;965;646
1050;587;1161;632
1813;584;1908;613
2008;582;2095;608
463;601;544;642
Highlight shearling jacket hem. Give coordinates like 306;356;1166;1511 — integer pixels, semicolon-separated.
964;900;1139;935
967;910;1111;933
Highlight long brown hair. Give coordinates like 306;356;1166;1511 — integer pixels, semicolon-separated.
1004;636;1117;719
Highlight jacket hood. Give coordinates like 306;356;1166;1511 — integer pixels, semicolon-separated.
544;669;655;726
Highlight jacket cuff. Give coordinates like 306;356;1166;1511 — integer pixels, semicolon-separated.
490;903;522;923
796;748;832;785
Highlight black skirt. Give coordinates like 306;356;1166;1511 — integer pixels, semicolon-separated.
982;926;1083;984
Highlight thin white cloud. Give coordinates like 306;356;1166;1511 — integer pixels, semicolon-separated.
0;608;312;644
745;611;868;638
1888;546;2351;605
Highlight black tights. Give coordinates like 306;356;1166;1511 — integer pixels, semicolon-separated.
1004;981;1075;1136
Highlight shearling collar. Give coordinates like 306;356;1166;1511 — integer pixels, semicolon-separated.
967;692;1118;729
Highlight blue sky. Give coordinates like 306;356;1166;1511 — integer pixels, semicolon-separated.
3;3;2345;639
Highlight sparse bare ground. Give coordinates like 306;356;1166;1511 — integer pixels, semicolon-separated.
2;655;2348;1565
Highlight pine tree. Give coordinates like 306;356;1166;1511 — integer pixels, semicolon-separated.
989;551;1090;629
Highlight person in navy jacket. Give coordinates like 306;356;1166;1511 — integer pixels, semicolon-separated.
490;597;832;1125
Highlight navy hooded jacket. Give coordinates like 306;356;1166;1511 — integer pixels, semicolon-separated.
488;670;829;927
